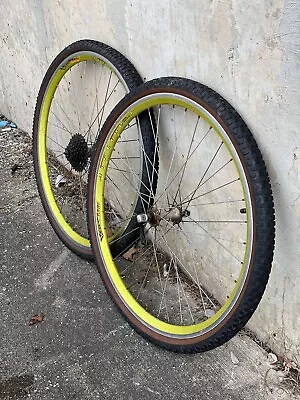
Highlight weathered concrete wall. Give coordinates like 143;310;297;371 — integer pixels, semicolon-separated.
0;0;299;362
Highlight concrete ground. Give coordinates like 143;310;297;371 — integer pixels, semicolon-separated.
0;126;297;399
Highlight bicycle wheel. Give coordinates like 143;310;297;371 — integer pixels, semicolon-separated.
33;39;147;259
88;77;275;353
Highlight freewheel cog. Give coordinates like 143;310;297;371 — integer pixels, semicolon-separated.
64;133;89;172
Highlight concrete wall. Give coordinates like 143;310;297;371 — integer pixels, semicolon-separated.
0;0;299;362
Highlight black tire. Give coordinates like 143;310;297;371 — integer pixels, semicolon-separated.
88;107;158;259
33;39;148;260
88;77;275;353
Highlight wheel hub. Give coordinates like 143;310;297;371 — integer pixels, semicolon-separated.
166;206;190;225
137;206;190;227
64;133;89;172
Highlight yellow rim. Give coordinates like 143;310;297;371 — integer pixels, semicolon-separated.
94;95;252;336
38;54;121;249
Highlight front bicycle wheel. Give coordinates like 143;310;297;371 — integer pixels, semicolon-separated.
33;39;146;259
88;77;275;353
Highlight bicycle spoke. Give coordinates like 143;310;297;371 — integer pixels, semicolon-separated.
172;115;200;205
184;141;223;210
78;173;86;216
49;112;74;136
154;125;212;204
185;215;242;263
47;135;66;150
158;220;216;310
55;87;76;134
180;178;240;205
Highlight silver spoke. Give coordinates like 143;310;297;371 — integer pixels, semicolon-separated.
55;87;76;134
152;229;170;320
185;215;242;263
162;107;186;197
172;115;200;205
154;126;212;204
47;135;66;150
184;141;223;210
49;112;74;136
180;178;240;205
160;218;216;310
78;173;86;217
85;74;121;137
69;67;84;130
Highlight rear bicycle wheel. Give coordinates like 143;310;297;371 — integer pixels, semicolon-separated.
88;77;275;353
33;39;147;259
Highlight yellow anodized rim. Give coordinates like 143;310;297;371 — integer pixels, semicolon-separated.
94;94;253;337
38;54;119;248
